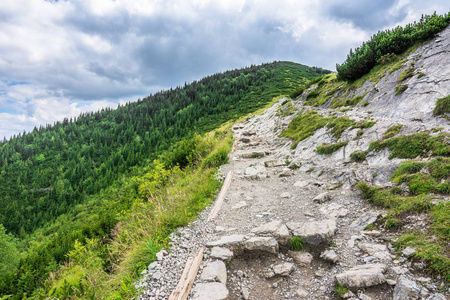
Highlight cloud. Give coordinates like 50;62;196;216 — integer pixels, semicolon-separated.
0;0;449;139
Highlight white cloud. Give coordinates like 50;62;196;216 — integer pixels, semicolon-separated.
0;0;449;139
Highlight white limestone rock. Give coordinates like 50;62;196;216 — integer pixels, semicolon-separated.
335;264;387;288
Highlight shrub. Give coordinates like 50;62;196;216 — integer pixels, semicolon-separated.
433;95;450;116
377;53;397;65
336;12;450;81
306;90;319;100
289;87;305;99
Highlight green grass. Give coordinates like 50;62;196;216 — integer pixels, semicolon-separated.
281;111;330;149
383;124;403;139
289;86;305;99
390;158;450;195
369;132;450;159
316;141;348;155
364;223;379;231
350;151;367;162
356;130;364;139
306;90;319;100
288;236;304;251
277;101;296;117
358;165;450;281
433;95;450;116
357;183;433;215
335;283;349;298
399;67;415;81
282;111;356;149
330;92;367;108
327;117;355;139
352;121;376;129
395;84;408;95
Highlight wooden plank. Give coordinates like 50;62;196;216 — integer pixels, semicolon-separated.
207;170;233;222
168;256;194;300
168;247;204;300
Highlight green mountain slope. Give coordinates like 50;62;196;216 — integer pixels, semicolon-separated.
0;61;328;299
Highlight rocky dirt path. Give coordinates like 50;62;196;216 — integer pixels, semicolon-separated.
138;101;448;300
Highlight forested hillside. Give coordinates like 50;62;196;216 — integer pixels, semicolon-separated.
0;61;328;299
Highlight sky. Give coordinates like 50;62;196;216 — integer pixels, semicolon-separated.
0;0;449;139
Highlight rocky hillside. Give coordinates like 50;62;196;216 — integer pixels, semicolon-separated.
136;27;450;299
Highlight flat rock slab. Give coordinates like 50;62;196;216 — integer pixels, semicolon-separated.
349;212;380;231
336;264;387;288
358;243;392;261
200;261;227;284
244;236;279;254
289;251;313;267
244;165;268;179
286;219;337;245
206;235;245;247
264;159;285;167
191;282;229;300
251;220;290;245
210;247;233;261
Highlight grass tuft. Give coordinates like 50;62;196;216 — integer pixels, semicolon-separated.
316;142;348;155
433;95;450;116
288;236;304;251
369;132;450;159
383;124;403;139
399;67;415;81
395;84;408;95
350;151;367;162
334;283;349;298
